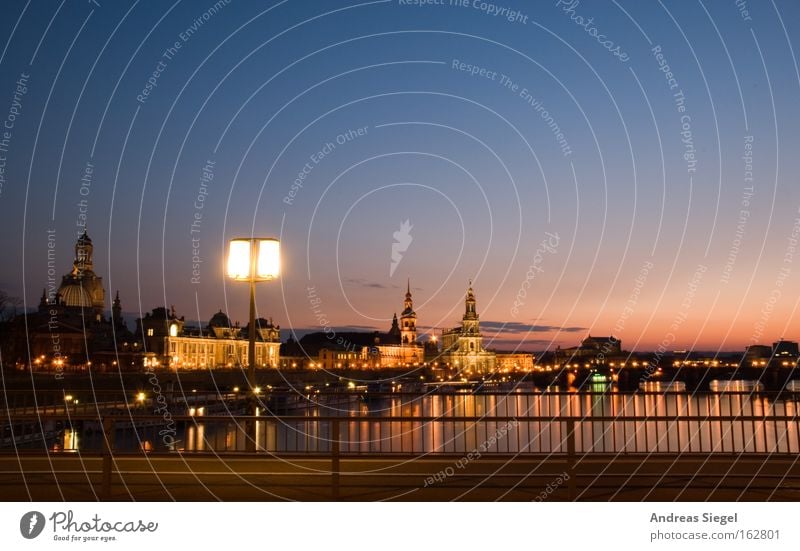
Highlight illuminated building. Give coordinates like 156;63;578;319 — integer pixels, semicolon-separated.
293;282;424;369
55;230;105;319
772;339;799;359
439;283;497;373
10;231;135;373
137;308;280;369
495;353;535;372
554;335;623;366
744;344;773;363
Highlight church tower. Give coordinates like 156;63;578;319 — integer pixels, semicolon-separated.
462;280;479;335
458;281;483;353
400;279;417;345
439;281;495;373
389;313;400;338
112;291;123;327
73;231;94;274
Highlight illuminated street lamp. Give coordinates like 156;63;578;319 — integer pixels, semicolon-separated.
226;237;280;395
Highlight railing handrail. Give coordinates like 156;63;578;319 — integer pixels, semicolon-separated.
3;413;800;423
2;389;798;395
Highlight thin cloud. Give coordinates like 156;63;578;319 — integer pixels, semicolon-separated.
286;324;381;338
479;321;587;334
344;278;400;289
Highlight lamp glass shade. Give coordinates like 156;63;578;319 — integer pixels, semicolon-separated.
227;237;280;281
256;238;280;280
226;239;252;280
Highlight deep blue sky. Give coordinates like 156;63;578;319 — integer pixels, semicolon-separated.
1;0;800;351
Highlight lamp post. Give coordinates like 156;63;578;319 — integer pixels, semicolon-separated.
226;237;280;396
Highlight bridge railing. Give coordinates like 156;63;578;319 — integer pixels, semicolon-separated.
2;412;799;455
4;411;799;499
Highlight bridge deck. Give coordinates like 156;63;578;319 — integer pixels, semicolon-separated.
1;454;798;501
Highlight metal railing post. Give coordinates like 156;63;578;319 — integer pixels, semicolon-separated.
246;413;256;453
566;419;577;501
331;419;340;499
101;417;115;500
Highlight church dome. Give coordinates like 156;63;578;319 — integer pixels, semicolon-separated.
58;283;93;308
208;310;231;328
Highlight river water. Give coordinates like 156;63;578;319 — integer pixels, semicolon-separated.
45;384;800;455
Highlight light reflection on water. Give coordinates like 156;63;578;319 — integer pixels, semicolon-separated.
50;428;80;452
640;381;686;392
44;386;800;455
709;380;764;392
151;390;800;455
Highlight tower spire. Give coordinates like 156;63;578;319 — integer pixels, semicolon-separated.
464;281;477;320
400;278;417;345
112;290;123;326
73;230;94;275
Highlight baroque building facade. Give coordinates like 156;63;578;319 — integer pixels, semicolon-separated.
285;282;533;373
10;230;282;372
439;283;497;373
136;308;281;369
56;230;105;317
290;282;425;369
9;231;136;373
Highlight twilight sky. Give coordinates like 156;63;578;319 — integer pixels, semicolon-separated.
1;0;800;352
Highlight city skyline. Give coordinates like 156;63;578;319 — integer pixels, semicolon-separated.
2;1;800;351
4;0;800;512
18;227;800;355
